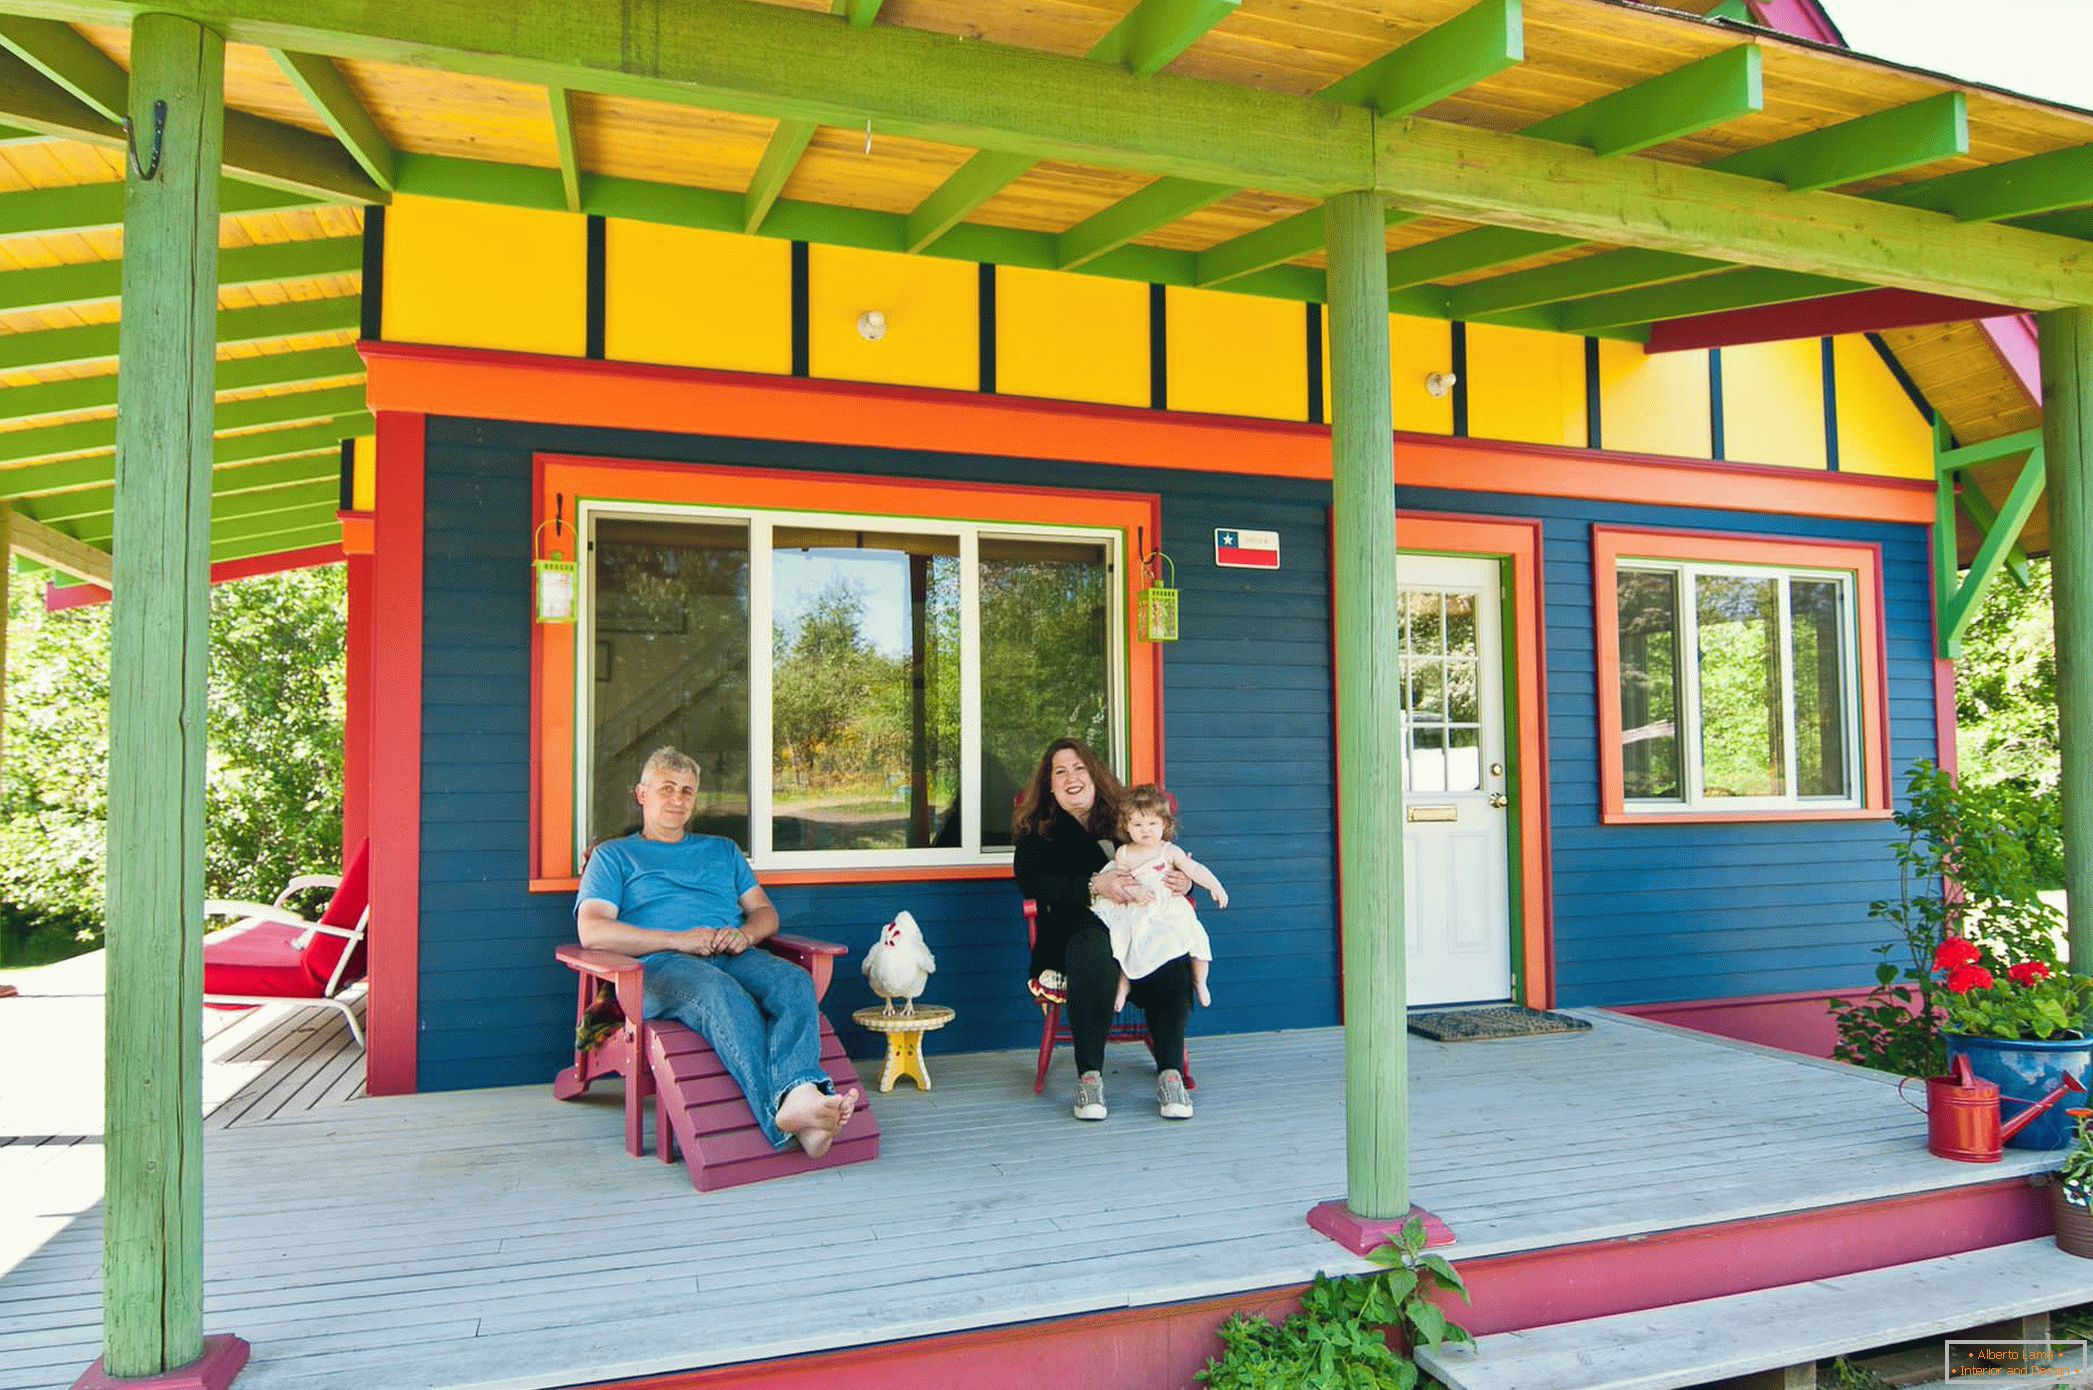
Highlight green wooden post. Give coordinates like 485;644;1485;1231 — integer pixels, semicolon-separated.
2045;306;2093;974
1326;189;1407;1219
102;13;223;1380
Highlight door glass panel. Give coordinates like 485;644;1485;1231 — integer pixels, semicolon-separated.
1616;568;1682;801
1695;574;1785;799
1790;578;1851;799
591;519;751;848
771;528;961;850
1399;584;1485;794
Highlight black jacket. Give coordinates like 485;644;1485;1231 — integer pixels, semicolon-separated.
1014;806;1111;979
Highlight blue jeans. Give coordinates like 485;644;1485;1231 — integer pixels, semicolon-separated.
641;948;831;1150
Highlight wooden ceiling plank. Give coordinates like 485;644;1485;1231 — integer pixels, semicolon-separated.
1453;248;1727;319
0;177;321;238
0;294;359;375
0;18;125;122
1874;141;2093;223
1708;92;1968;192
22;456;341;526
0;233;360;314
268;48;396;191
547;84;580;213
208;520;341;566
3;344;364;425
744;117;815;233
72;484;344;546
0;415;367;500
0;382;366;468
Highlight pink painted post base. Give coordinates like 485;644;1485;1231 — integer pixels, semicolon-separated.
1307;1200;1455;1255
73;1336;249;1390
0;984;18;999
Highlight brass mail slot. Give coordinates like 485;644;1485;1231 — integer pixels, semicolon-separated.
1406;804;1458;823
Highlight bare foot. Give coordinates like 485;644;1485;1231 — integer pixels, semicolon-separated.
1195;980;1212;1008
777;1083;860;1159
1114;978;1131;1012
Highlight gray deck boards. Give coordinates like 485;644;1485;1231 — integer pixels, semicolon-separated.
0;1003;2063;1390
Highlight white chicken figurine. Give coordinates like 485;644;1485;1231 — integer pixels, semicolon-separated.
862;911;936;1015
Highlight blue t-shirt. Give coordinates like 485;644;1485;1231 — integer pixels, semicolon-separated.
575;834;758;935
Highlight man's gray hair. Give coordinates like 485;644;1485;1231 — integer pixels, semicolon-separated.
639;746;700;783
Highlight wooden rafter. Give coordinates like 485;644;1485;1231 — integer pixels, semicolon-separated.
3;502;111;584
547;85;581;213
0;178;319;238
0;234;360;314
0;383;366;469
268;48;395;191
1934;420;2047;657
0;296;360;375
0;415;369;501
3;345;365;427
0;15;124;120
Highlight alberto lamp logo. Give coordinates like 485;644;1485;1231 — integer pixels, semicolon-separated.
533;503;578;625
1137;550;1178;643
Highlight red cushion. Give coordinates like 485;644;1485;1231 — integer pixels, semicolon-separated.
301;839;371;992
204;922;324;1000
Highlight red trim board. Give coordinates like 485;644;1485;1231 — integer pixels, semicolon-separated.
343;552;374;854
1645;289;2014;353
1592;526;1893;825
45;543;344;612
360;341;1936;528
366;411;425;1097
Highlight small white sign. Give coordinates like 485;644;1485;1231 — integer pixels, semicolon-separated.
1215;528;1280;570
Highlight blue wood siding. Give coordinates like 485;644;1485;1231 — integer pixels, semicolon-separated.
414;419;1938;1091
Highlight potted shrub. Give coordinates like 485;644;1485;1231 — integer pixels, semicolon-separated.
1938;944;2093;1151
2053;1108;2093;1257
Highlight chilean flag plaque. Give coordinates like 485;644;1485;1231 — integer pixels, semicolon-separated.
1214;528;1280;570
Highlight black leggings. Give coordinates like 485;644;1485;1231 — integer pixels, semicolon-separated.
1064;925;1192;1075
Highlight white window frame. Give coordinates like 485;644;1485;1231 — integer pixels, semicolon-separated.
575;498;1127;870
1618;558;1862;814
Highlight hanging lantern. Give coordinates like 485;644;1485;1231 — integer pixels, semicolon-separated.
1136;550;1178;643
534;505;578;625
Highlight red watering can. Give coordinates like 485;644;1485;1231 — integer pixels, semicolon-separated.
1900;1055;2087;1163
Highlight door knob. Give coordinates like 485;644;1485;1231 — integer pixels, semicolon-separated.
1487;792;1508;809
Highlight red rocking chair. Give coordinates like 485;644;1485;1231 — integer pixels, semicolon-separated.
1025;898;1193;1095
553;934;879;1192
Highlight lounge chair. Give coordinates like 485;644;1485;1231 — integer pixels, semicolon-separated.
202;838;371;1047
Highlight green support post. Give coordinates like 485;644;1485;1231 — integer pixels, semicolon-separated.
2044;306;2093;973
1326;189;1407;1220
101;12;226;1382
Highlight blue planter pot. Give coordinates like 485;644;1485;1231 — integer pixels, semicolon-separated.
1944;1032;2093;1151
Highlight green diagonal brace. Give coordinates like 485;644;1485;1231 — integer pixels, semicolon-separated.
1936;413;2047;657
1956;477;2033;590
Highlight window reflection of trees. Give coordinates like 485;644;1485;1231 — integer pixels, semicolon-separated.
1695;575;1785;800
981;540;1111;845
1617;569;1681;800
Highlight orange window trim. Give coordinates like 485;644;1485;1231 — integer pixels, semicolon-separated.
532;455;1163;882
360;341;1935;528
1592;526;1892;826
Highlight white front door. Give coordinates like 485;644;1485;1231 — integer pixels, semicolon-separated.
1398;554;1514;1007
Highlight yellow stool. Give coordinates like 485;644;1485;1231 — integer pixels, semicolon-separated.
852;1004;955;1092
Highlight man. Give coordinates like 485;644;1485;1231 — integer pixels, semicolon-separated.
576;747;860;1156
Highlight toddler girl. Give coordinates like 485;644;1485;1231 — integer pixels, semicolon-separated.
1090;784;1226;1010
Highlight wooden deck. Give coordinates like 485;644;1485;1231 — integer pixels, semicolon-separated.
0;1004;2063;1390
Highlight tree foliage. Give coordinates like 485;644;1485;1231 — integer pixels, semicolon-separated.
1;564;345;966
1957;556;2060;796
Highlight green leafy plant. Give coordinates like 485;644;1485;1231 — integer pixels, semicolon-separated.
2058;1109;2093;1212
1933;944;2093;1041
1197;1217;1469;1390
1825;1355;1893;1390
1829;762;2065;1076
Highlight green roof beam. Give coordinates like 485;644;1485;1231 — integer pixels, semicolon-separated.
829;0;885;30
0;385;368;469
548;85;581;213
208;522;343;567
1522;46;1762;158
0;178;322;240
0;234;361;315
1087;0;1239;79
1385;227;1577;291
0;295;360;376
67;479;344;545
1549;267;1861;334
22;457;343;526
745;118;816;234
903;150;1031;253
1937;427;2043;474
1874;141;2093;224
1708;92;1967;192
0;417;368;502
1321;0;1522;117
3;346;366;427
0;18;124;120
268;49;395;191
1453;248;1728;319
1057;176;1232;270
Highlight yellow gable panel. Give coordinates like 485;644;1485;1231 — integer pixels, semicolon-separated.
1466;323;1585;449
351;434;376;512
1166;286;1306;422
1720;338;1827;471
808;244;978;392
1597;339;1712;460
605;221;791;375
1833;335;1933;480
382;195;586;357
1320;314;1455;435
996;267;1148;408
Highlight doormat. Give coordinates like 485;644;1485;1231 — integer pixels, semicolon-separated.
1408;1006;1592;1042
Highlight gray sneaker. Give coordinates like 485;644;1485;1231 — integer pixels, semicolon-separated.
1157;1069;1193;1120
1073;1072;1107;1121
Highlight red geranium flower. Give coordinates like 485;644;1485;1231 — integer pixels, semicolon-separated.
1933;938;1981;972
2008;961;2053;986
1945;964;1996;995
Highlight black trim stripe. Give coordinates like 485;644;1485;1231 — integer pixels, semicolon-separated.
1820;336;1840;472
978;262;996;395
1866;331;1943;438
1148;283;1167;411
584;215;607;361
1449;321;1469;437
338;438;355;512
1305;303;1324;425
1708;347;1726;461
790;242;810;378
358;205;385;342
1584;336;1602;451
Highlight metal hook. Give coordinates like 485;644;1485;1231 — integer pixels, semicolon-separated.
124;99;166;182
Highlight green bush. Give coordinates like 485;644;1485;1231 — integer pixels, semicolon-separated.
0;564;345;966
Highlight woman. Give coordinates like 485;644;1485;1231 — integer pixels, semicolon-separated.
1014;738;1196;1122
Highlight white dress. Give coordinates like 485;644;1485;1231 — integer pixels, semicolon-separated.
1092;850;1214;983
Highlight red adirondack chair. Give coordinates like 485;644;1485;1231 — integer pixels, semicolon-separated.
553;933;879;1193
202;839;372;1047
